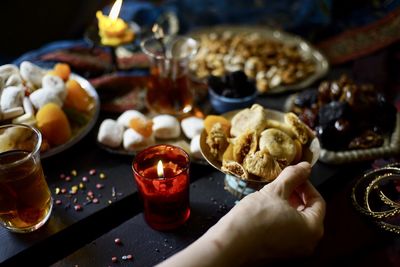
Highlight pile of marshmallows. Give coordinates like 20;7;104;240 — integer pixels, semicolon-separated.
0;61;67;125
97;110;204;159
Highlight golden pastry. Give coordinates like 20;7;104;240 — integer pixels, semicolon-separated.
230;104;268;137
243;150;282;181
259;128;296;164
232;130;258;164
206;122;229;160
221;160;249;179
284;112;312;144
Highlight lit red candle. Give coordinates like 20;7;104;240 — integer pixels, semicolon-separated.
132;145;190;231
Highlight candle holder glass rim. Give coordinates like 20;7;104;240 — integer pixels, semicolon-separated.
0;124;42;170
132;144;190;181
140;35;199;61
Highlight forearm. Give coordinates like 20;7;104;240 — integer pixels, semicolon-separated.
156;216;244;267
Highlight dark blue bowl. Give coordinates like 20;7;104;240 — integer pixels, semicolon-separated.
208;87;257;114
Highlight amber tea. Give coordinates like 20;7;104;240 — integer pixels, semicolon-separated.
0;124;52;233
146;65;194;115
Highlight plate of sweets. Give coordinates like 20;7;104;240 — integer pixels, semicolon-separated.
96;109;207;164
188;25;329;94
287;75;400;164
199;104;320;197
0;61;100;158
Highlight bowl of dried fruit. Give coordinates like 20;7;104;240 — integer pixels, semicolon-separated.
207;70;257;114
199;104;320;198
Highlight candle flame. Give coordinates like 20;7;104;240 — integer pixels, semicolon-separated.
109;0;123;20
157;160;164;178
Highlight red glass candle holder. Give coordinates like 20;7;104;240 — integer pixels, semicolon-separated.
132;144;190;231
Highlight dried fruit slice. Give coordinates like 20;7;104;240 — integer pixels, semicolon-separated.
222;160;249;179
284;112;312;144
232;131;258;164
204;115;230;135
243;150;282;182
259;128;296;164
230;104;267;137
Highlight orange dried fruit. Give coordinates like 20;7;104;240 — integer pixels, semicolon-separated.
36;103;71;146
64;79;93;112
129;117;153;137
53;63;71;81
204;115;231;135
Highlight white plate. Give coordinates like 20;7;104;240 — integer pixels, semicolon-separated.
41;74;100;158
188;25;329;94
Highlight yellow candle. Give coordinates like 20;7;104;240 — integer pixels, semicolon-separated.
96;0;134;46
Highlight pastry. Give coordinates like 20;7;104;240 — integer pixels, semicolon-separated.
284;112;311;144
19;61;45;88
222;160;249;179
97;119;124;148
232;130;258;164
29;87;63;109
243;150;282;181
1;86;24;111
152;114;181;139
42;74;66;100
206;122;229;160
230;104;268;137
259;128;296;165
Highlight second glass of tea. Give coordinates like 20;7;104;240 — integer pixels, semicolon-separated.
0;124;52;233
140;35;199;116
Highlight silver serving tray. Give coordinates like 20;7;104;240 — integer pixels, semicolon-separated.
188;25;329;94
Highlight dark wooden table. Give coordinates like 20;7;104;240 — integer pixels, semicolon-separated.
1;71;399;267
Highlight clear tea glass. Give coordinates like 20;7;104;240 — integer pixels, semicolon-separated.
132;144;190;231
0;124;52;233
140;35;199;116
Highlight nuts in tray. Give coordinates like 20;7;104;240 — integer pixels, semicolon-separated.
189;31;316;93
291;75;397;151
204;104;315;182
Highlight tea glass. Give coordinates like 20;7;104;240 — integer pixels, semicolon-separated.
140;35;199;116
0;124;52;233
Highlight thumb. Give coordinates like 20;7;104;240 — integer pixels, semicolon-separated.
262;161;311;200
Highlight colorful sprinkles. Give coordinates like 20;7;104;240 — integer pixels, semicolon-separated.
53;168;124;213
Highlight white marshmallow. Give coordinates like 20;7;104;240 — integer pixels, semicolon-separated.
117;110;146;128
123;128;155;151
29;88;63;109
42;74;66;100
20;61;45;88
190;134;203;159
181;116;204;139
97;119;124;148
1;86;24;110
152;114;181;139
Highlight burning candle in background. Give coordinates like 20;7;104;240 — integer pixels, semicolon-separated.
96;0;134;46
132;145;191;231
